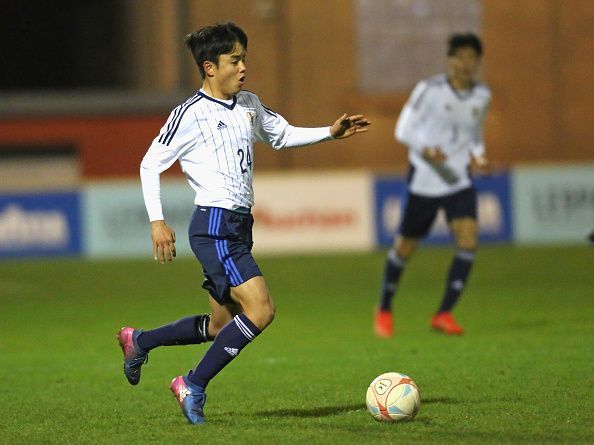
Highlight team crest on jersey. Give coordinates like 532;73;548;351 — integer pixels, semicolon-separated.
246;111;255;125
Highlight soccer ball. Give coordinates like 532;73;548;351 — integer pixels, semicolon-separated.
366;372;420;422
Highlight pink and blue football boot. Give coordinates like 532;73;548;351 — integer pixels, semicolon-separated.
169;374;206;424
117;327;149;385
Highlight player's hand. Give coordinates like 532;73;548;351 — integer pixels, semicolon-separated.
422;146;447;163
471;154;492;175
151;220;176;264
330;113;371;139
422;146;459;184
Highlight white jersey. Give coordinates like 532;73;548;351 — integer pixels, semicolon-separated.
395;74;491;197
140;89;332;221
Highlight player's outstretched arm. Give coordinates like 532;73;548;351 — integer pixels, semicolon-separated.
151;220;177;264
330;113;371;139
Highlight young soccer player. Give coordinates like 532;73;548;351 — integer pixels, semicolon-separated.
117;22;370;424
374;32;491;337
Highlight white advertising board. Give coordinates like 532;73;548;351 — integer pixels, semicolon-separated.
82;172;375;257
251;171;375;254
512;164;594;243
82;180;194;258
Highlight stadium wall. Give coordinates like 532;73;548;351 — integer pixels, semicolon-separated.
1;1;593;174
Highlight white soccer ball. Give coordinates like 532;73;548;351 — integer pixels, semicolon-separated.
366;372;420;422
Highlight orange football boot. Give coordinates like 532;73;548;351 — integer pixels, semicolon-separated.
431;312;464;335
374;309;394;337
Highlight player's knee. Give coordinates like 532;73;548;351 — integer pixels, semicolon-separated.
396;237;418;259
451;218;478;250
262;302;276;328
456;239;477;251
248;300;275;330
397;246;415;260
261;299;276;327
455;232;478;251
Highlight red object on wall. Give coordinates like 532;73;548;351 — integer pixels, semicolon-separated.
0;115;185;178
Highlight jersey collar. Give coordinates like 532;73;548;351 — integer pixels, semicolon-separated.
446;77;475;101
198;90;237;110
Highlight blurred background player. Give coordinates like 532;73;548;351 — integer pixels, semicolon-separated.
117;22;370;424
374;32;491;337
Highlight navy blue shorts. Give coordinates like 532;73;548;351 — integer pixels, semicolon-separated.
188;206;262;305
399;187;477;238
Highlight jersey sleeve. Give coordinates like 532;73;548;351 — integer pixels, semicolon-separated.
394;80;434;153
140;111;196;222
253;98;332;149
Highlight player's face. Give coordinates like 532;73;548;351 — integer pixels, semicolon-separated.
447;47;481;88
211;42;247;99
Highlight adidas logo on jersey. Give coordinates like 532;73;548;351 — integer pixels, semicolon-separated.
217;121;227;130
224;347;239;356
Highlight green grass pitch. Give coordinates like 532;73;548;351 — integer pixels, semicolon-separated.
0;245;592;444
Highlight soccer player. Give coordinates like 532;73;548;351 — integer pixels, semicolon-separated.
374;33;491;337
117;22;370;424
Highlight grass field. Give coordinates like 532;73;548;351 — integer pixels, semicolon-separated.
1;245;593;444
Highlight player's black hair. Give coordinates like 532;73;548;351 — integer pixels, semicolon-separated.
447;32;483;57
184;22;248;78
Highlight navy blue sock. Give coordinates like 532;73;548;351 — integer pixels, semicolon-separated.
187;314;261;389
136;315;212;351
438;250;475;313
379;248;406;311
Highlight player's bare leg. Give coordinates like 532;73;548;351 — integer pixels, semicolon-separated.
229;275;275;330
396;236;419;259
375;236;418;337
450;217;478;252
432;217;478;334
207;295;242;338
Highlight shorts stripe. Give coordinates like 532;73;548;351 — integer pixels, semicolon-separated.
215;239;238;286
225;258;241;285
208;208;222;236
234;315;255;341
215;239;244;286
190;206;262;305
208;208;244;287
222;240;244;284
214;209;222;235
208;208;215;236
